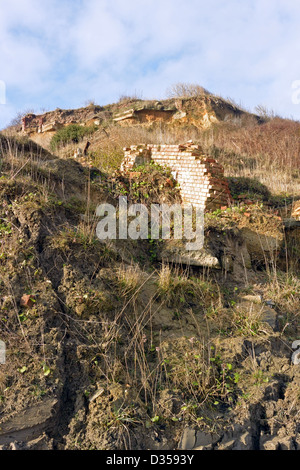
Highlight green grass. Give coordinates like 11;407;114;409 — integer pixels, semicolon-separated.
50;124;96;151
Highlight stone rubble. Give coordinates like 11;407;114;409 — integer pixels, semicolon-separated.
291;341;300;365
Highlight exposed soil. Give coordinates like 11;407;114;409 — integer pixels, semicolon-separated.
0;134;299;451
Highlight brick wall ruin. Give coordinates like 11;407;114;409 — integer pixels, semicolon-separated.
121;142;232;211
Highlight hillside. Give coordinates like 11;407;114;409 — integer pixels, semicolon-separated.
5;93;299;198
0;93;299;450
5;94;262;157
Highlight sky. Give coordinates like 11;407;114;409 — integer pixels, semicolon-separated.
0;0;300;129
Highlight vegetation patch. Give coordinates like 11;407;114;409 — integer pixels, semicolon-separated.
50;124;96;151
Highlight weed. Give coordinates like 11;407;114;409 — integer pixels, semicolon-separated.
253;370;270;386
263;270;300;319
114;264;144;298
232;307;265;337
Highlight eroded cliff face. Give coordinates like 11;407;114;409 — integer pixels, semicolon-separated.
7;95;260;154
0;136;299;451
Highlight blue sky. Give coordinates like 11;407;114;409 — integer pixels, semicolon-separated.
0;0;300;129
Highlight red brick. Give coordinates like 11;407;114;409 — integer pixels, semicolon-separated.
20;294;36;309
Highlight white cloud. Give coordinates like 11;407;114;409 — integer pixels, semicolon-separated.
0;0;300;128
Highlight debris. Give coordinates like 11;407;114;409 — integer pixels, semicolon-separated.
89;388;105;403
20;294;36;309
261;307;277;330
291;341;300;365
0;340;5;364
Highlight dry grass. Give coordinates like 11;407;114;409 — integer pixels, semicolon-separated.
166;82;211;99
263;270;300;318
199;118;300;196
157;264;218;309
0;112;299;448
82;114;300;199
75;124;201;172
114;264;145;298
157;336;237;412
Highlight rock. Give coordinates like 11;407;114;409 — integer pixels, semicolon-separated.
265;299;276;308
240;226;283;264
179;427;197;450
217;430;252;450
291;349;300;365
217;438;236;450
172;111;187;121
261;435;296;450
193;431;219;450
179;427;219;450
241;295;262;304
290;341;300;364
0;340;5;364
41;121;62;133
20;294;36;309
89;388;105;403
292;340;300;350
160;245;221;269
260;306;277;330
0;399;58;446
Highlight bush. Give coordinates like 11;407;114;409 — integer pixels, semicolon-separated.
50;124;96;151
8;109;35;127
166;82;210;99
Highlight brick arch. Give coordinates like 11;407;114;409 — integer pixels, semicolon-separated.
121;143;232;211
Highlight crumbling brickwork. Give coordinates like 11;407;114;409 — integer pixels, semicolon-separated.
121;142;232;211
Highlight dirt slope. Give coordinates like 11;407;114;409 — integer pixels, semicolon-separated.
0;135;299;450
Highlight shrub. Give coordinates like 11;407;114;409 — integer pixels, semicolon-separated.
50;124;96;151
118;91;143;104
8;109;35;127
166;82;210;99
114;264;144;297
